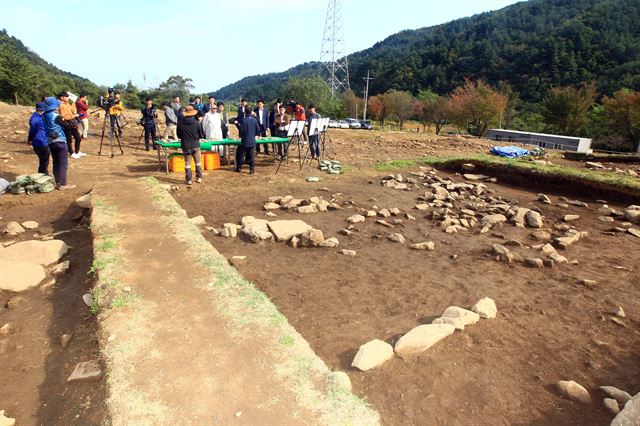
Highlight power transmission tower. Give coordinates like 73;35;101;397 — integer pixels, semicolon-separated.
362;70;373;120
319;0;350;97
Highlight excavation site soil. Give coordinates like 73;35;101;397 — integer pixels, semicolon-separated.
1;103;640;425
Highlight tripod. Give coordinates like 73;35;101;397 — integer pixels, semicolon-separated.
98;111;124;157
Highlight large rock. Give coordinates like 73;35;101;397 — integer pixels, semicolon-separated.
432;306;480;330
0;410;15;426
511;207;530;227
394;324;455;358
319;237;339;248
557;380;591;404
525;210;543;228
601;386;633;405
75;193;91;209
189;215;206;226
472;297;497;319
21;220;39;230
67;360;102;382
387;233;405;243
3;222;24;236
297;205;318;214
410;242;435;251
1;240;68;266
623;205;640;224
267;220;312;242
612;392;640;426
263;202;281;210
221;223;238;238
242;220;273;242
492;244;521;263
434;186;450;201
351;339;394;371
481;214;507;226
300;229;325;247
347;214;366;224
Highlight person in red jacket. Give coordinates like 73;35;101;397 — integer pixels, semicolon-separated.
76;93;90;139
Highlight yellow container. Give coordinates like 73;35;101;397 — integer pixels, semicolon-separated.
169;154;195;173
202;152;221;170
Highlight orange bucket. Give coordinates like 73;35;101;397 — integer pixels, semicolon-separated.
202;152;221;170
169;154;195;173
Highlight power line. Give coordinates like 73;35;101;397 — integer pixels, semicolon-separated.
362;70;373;120
319;0;350;98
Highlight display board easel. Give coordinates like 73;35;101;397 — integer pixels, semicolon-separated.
275;120;306;174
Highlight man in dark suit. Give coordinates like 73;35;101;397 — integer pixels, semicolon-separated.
254;99;270;155
235;105;260;174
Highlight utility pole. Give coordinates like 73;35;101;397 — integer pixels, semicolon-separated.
319;0;350;97
362;70;372;120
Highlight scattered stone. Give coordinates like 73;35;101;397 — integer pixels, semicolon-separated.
611;317;625;327
432;306;480;330
289;236;300;248
461;163;475;171
332;371;352;392
1;239;69;266
0;259;46;291
568;200;589;208
389;207;401;216
67;360;102;382
3;221;24;236
52;260;70;276
524;258;544;268
492;244;521;263
221;224;237;238
543;259;555;268
265;212;277;217
537;193;551;204
0;323;11;337
549;252;568;264
541;243;557;255
628;228;640;238
75;193;91;209
188;215;206;226
375;219;394;228
319;237;339;248
415;203;430;211
306;176;321;182
242;220;274;242
351;339;394;371
60;333;73;348
463;173;490;181
624;205;640;223
614;307;626;318
0;410;15;426
471;297;497;319
341;249;356;256
600;386;633;405
387;233;405;244
297;205;318;214
611;392;640;425
434;187;450;201
263;202;281;210
20;220;39;230
394;324;456;358
283;198;304;209
525;210;543;228
579;278;597;287
604;398;621;415
82;293;93;307
267;220;312;241
598;216;615;223
557;380;591;404
530;230;551;241
300;229;325;247
279;195;294;205
268;196;283;203
339;228;353;236
346;214;366;224
410;242;435;251
563;214;581;222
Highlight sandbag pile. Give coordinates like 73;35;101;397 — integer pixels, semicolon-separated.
319;159;342;174
9;173;55;194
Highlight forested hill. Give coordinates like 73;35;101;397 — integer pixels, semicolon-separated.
0;29;100;104
214;0;640;102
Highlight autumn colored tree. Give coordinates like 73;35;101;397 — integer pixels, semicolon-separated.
602;89;640;152
447;79;507;137
367;95;385;124
341;90;364;118
541;82;596;136
417;89;449;134
383;90;414;129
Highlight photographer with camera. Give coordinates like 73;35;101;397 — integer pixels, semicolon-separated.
42;97;75;190
109;91;125;136
58;92;84;159
140;97;158;151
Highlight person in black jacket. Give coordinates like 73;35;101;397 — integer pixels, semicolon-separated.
235;105;260;174
140;97;158;151
177;105;204;184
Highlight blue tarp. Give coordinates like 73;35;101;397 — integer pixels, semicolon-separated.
490;146;530;158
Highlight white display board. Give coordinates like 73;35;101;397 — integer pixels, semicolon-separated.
287;120;306;137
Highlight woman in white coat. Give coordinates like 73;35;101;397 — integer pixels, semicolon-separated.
202;107;224;156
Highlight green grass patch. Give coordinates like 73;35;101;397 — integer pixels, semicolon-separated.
109;293;141;309
375;154;640;192
278;334;295;347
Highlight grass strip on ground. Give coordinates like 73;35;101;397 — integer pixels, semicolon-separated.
375;154;640;192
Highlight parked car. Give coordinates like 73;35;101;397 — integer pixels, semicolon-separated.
328;120;339;128
338;120;349;129
359;119;373;130
345;118;361;129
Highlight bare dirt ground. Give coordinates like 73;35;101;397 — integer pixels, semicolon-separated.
1;101;639;424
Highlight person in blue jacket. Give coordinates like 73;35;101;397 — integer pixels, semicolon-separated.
42;96;75;190
28;102;50;174
235;105;260;174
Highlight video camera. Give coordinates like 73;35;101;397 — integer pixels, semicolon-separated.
96;88;119;112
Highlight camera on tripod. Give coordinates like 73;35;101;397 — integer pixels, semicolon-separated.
96;88;119;111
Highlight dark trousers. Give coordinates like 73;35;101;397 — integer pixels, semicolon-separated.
64;127;81;154
309;134;320;158
277;130;288;157
33;145;50;174
144;124;157;149
235;146;255;171
183;147;203;182
255;125;269;153
50;142;68;186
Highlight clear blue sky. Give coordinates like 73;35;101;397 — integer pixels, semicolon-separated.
2;0;521;93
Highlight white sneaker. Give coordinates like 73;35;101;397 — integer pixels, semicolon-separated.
71;153;80;159
78;152;87;157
